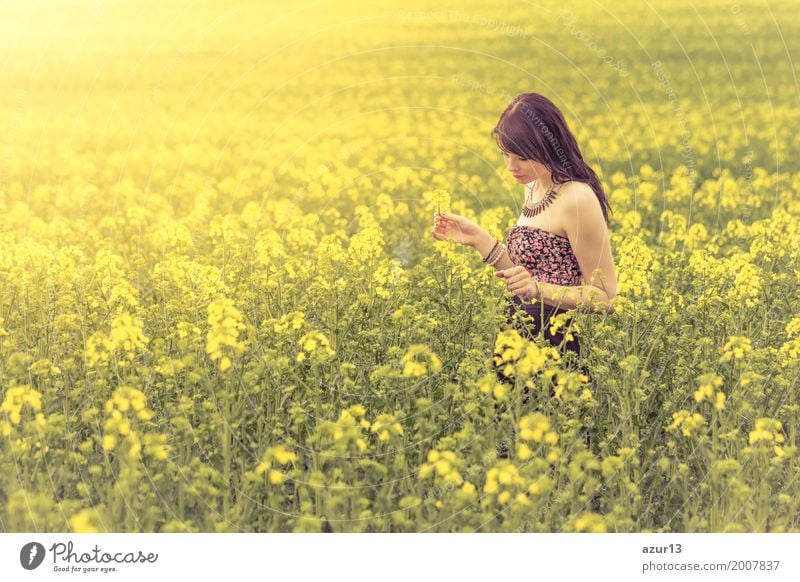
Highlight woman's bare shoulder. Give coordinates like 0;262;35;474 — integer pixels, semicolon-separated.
558;180;595;199
556;181;605;232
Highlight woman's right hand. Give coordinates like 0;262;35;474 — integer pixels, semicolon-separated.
431;212;482;247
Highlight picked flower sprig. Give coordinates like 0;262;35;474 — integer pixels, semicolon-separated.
430;188;451;217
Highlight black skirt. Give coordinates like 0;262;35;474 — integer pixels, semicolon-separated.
493;294;592;386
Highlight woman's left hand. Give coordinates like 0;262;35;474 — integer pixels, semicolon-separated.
495;265;539;303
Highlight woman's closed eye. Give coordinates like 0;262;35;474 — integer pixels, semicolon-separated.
502;151;528;161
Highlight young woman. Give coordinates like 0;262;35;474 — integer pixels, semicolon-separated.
431;92;617;389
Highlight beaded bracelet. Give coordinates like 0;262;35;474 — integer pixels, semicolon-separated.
488;244;506;267
482;240;499;263
484;241;503;265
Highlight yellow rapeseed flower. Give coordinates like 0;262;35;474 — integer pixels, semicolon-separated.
206;295;248;372
69;509;100;533
400;344;442;377
748;417;785;445
518;413;558;444
693;373;725;410
370;414;404;442
573;511;607;533
1;385;42;425
667;410;706;438
720;336;753;362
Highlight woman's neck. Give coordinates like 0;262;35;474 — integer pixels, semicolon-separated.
525;178;556;203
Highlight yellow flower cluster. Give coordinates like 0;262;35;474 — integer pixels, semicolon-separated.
492;329;527;379
109;313;149;367
491;329;562;384
517;413;561;463
370;258;408;300
478;376;511;401
720;336;752;362
550;368;593;402
667;410;706;438
142;433;170;461
103;386;155;461
271;311;305;334
255;444;298;485
1;385;43;427
779;316;800;367
517;342;557;378
370;414;404;442
206;296;248;372
548;312;579;343
572;511;608;533
347;225;384;268
657;210;688;251
68;508;103;533
615;235;655;298
688;251;763;309
296;331;336;364
483;460;531;506
85;332;112;368
84;312;149;368
426;188;451;214
95;248;139;309
0;385;46;438
400;344;442;377
518;413;559;445
748;418;785;446
693;372;726;410
728;254;762;308
418;449;464;486
309;405;370;455
254;229;287;268
176;321;201;339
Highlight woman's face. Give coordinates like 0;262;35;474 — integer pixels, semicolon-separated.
501;150;550;184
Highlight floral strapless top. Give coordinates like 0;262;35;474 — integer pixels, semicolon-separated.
506;225;583;286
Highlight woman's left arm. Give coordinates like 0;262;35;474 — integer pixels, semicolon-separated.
538;183;618;315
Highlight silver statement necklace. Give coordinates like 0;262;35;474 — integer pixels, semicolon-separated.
522;179;558;218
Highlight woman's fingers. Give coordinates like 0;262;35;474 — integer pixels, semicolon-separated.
432;215;450;241
495;266;536;297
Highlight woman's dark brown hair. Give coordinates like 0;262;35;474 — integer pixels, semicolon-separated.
491;92;612;226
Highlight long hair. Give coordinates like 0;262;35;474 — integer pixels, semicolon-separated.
491;92;612;226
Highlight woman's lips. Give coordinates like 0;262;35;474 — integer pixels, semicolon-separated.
513;174;525;180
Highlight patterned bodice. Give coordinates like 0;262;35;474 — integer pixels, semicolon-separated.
506;225;583;286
